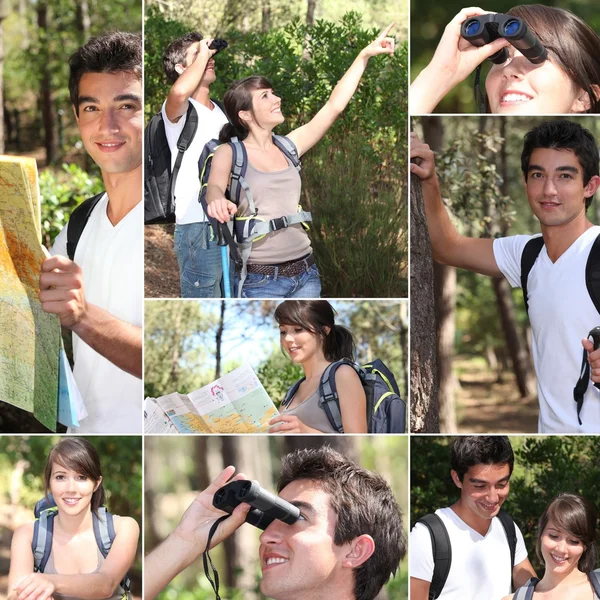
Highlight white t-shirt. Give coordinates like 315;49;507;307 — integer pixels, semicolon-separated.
410;507;528;600
51;194;143;433
494;226;600;433
161;97;229;225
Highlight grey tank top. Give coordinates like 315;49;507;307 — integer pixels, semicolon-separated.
282;387;336;433
44;545;126;600
238;156;311;265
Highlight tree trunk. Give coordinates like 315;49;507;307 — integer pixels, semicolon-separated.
215;300;225;379
170;307;182;385
306;0;317;25
144;439;160;550
75;0;91;44
37;0;57;165
410;171;439;432
0;0;9;154
261;0;270;33
422;117;457;433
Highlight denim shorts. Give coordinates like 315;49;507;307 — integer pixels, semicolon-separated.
237;263;322;298
174;222;233;298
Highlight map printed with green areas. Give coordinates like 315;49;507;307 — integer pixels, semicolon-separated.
0;158;61;430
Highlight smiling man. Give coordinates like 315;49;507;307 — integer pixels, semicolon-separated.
145;446;406;600
410;437;536;600
411;119;600;433
40;32;143;433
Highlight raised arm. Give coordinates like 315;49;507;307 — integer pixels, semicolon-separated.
145;467;250;600
410;131;501;277
287;23;395;157
409;7;510;113
164;38;217;123
39;255;142;378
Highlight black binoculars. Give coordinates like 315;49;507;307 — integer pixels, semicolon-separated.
460;14;547;65
209;39;228;55
213;480;300;530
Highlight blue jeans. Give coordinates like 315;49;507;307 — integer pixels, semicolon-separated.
174;222;233;298
237;263;322;298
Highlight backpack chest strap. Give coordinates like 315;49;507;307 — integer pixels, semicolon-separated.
236;211;312;243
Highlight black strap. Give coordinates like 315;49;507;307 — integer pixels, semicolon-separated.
169;103;199;216
66;192;105;261
473;65;486;113
203;515;229;600
520;236;545;315
497;509;517;591
585;233;600;314
418;514;452;600
573;329;600;425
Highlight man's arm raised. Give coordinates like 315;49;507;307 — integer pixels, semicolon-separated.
40;255;142;379
410;131;502;278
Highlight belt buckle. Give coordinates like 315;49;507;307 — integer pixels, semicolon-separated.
270;216;289;232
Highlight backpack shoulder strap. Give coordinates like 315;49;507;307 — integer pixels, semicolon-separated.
66;192;105;261
93;508;131;592
497;509;517;591
512;578;537;600
318;359;361;433
520;236;545;315
169;102;199;207
590;569;600;598
282;378;305;408
416;513;451;600
585;233;600;314
228;137;251;209
272;135;301;172
32;508;57;573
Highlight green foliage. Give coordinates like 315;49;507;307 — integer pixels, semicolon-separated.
145;11;408;296
257;350;304;405
39;163;104;248
410;436;600;573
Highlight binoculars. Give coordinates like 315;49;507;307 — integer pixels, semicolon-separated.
213;480;300;530
209;39;228;55
460;14;547;65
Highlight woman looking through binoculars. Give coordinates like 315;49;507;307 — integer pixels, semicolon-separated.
411;5;600;114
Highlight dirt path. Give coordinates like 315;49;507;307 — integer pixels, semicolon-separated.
455;357;539;433
145;225;180;298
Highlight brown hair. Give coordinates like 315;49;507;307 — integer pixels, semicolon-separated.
274;300;356;362
44;438;105;514
219;76;273;142
278;446;406;600
503;5;600;113
162;32;203;84
536;493;598;572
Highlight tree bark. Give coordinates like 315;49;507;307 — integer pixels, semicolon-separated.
0;0;10;154
410;170;439;433
75;0;91;44
261;0;270;33
215;300;225;379
422;117;457;433
37;0;57;165
306;0;317;25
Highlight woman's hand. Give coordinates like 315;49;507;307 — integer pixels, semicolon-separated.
360;23;395;59
206;196;238;224
268;415;320;434
409;132;437;181
410;7;511;112
13;573;55;600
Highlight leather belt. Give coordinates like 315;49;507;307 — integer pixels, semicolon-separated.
247;254;315;277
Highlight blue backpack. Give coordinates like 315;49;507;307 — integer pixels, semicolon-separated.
282;358;406;433
32;494;131;595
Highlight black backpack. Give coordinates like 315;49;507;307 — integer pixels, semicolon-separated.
520;233;600;424
66;192;105;261
282;358;406;433
144;99;225;225
417;509;517;599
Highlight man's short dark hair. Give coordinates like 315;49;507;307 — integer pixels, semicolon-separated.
278;446;406;600
450;436;514;482
163;32;203;84
68;31;142;115
521;120;600;210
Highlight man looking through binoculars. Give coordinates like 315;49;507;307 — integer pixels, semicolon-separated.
145;446;406;600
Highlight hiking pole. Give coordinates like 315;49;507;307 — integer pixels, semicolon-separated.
591;326;600;390
216;222;231;298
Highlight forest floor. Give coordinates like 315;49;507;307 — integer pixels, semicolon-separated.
145;225;179;298
455;356;539;433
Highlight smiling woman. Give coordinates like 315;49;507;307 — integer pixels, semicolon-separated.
7;438;139;600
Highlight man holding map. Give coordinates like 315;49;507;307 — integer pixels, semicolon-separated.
39;31;143;433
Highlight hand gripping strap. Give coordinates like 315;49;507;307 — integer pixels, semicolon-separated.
417;514;451;600
32;509;57;573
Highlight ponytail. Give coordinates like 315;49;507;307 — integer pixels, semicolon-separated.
219;121;246;143
323;324;356;362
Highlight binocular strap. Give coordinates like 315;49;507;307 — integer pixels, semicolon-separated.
203;515;229;600
473;65;486;113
